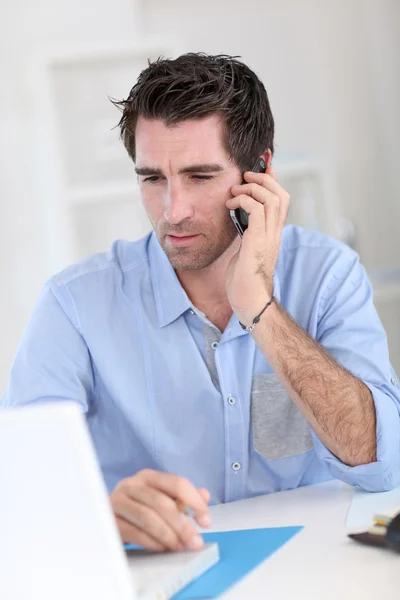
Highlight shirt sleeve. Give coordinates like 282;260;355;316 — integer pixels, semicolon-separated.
1;280;93;412
311;251;400;492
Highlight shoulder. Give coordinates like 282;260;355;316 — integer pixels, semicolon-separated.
278;225;365;300
276;226;372;327
50;234;152;288
281;224;352;255
45;235;152;330
280;225;359;271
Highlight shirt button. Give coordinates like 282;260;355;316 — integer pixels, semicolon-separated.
190;309;195;315
231;462;241;471
391;377;397;385
227;396;236;405
211;341;219;350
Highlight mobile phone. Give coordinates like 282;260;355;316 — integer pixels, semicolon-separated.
230;157;267;237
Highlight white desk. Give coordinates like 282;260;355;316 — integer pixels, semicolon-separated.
204;481;399;599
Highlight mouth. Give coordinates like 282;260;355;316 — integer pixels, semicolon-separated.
166;234;201;246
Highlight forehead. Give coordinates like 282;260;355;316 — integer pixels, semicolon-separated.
135;114;229;165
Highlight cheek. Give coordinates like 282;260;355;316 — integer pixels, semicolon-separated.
141;187;164;221
205;184;233;221
199;193;225;224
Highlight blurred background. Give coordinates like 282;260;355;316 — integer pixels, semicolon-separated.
0;0;399;392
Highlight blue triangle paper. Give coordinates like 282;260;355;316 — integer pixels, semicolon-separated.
172;526;303;599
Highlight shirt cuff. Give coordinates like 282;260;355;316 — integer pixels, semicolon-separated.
311;383;400;492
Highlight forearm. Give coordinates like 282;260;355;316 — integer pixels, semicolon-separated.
251;300;377;466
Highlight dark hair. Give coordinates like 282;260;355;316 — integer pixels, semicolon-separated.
113;52;274;172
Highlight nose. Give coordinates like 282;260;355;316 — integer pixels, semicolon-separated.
164;181;194;225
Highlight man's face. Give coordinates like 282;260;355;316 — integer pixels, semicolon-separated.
135;115;241;271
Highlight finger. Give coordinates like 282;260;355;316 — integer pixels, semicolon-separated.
113;491;186;552
195;488;211;528
240;171;287;199
267;165;277;180
264;193;282;243
226;195;266;235
230;182;280;207
230;179;289;229
115;515;167;552
140;470;211;523
124;483;205;550
197;488;210;504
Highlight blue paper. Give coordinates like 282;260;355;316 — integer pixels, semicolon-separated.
124;543;142;550
172;526;303;599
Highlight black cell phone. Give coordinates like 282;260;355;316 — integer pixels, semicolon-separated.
230;157;267;237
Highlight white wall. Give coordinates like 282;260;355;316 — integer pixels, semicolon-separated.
0;0;140;391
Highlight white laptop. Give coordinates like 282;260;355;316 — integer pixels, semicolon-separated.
0;402;219;600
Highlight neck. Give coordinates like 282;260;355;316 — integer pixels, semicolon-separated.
176;237;240;330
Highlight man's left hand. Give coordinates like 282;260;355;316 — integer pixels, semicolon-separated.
225;166;290;327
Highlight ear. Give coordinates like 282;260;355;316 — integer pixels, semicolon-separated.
262;149;273;168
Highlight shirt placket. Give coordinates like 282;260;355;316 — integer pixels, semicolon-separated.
205;326;252;503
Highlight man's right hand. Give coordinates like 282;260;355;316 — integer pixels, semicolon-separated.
110;469;212;552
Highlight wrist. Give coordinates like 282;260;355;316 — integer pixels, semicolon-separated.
237;296;275;332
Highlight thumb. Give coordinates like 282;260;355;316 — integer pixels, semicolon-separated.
197;487;210;505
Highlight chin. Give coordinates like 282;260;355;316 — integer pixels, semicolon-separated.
166;251;215;271
158;223;238;271
166;242;236;272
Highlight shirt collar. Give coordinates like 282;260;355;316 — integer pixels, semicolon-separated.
148;232;192;328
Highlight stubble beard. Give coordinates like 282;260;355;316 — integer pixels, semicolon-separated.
158;218;238;271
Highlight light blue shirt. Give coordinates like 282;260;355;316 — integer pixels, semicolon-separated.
2;226;400;501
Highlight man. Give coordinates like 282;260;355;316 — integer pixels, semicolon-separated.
2;53;400;553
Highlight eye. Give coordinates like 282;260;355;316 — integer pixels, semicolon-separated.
190;175;214;181
142;175;162;184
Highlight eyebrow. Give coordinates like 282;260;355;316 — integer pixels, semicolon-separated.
135;164;225;176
